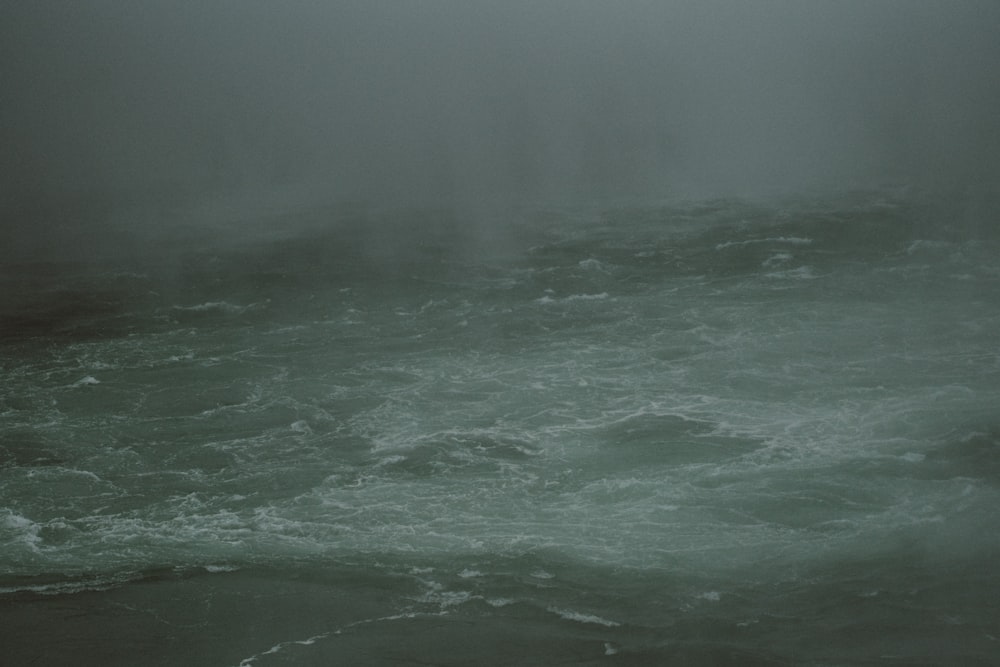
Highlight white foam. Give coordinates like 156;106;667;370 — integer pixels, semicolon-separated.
762;252;792;267
434;590;472;607
173;301;252;314
565;292;609;301
236;633;330;666
716;236;812;250
0;511;42;551
0;573;139;596
71;375;100;387
487;598;514;607
290;420;311;434
765;266;815;280
323;609;454;653
548;607;621;627
203;564;239;573
536;292;609;305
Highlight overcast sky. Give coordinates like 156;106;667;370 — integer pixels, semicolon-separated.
3;0;999;227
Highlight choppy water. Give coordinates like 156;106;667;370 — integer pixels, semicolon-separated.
2;190;999;665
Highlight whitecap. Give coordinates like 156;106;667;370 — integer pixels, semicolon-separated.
487;598;514;607
765;266;815;280
548;607;621;627
762;253;792;267
536;292;609;305
565;292;608;301
173;301;251;315
716;236;812;251
0;510;42;551
203;564;240;573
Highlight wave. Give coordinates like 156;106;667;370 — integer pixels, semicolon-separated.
547;607;622;627
715;236;813;250
171;301;258;315
536;292;609;304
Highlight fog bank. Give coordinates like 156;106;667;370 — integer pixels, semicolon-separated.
2;1;999;250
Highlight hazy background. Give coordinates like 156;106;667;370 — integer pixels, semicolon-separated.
2;1;999;257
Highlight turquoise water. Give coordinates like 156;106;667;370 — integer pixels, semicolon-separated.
2;190;999;665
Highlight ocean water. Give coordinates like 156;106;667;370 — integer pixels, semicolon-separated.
2;189;999;665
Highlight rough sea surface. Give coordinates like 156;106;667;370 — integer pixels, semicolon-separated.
2;190;999;665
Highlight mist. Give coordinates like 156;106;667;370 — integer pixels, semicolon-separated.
2;1;999;256
5;6;1000;662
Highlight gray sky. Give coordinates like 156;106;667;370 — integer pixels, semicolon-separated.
2;1;999;230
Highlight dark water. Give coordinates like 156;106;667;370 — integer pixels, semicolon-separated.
2;190;999;665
